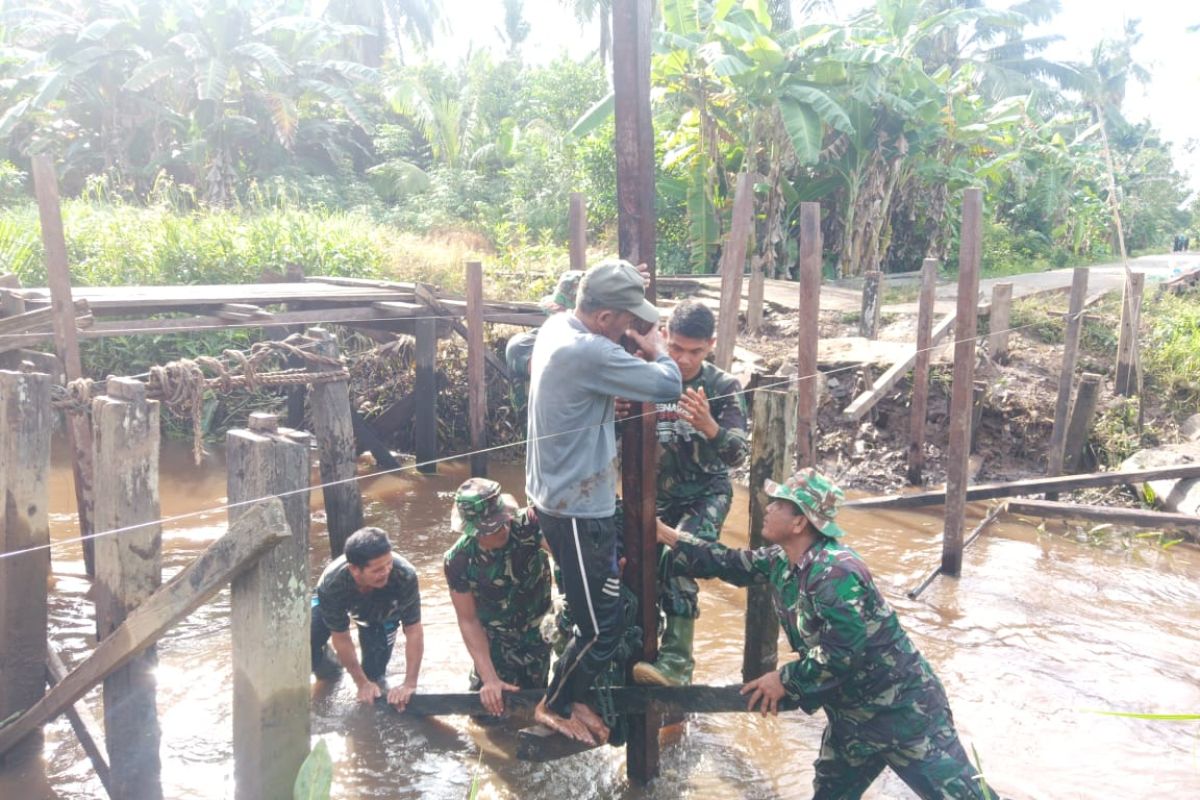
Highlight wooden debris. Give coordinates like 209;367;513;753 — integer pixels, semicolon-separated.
1006;500;1199;543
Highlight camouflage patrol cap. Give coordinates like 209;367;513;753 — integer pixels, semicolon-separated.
452;477;518;537
539;270;584;315
764;469;847;539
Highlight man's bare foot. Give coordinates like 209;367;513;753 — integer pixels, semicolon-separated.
570;702;610;744
533;699;596;746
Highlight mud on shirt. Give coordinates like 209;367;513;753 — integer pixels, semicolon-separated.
315;553;421;632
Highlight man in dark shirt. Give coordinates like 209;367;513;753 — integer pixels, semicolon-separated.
311;527;424;711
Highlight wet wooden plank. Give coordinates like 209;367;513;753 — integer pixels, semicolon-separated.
46;645;112;797
1007;500;1200;542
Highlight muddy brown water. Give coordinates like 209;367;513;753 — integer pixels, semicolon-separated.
5;442;1200;799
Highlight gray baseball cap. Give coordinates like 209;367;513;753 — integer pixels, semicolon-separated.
578;260;659;325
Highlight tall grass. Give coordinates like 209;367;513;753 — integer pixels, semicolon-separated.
1142;293;1200;411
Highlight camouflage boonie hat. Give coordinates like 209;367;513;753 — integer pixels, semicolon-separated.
452;477;518;537
539;270;584;315
764;469;847;539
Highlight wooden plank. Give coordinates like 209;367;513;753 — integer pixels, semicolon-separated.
744;380;795;681
841;312;956;422
859;270;882;339
795;202;822;469
714;172;754;371
1114;272;1145;397
46;644;112;797
306;329;363;558
30;155;94;576
217;303;273;322
942;188;983;577
414;286;514;381
988;282;1013;363
1063;373;1103;473
10;282;415;311
569;192;588;271
0;370;52;762
466;261;488;477
91;377;163;800
414;317;438;474
0;500;290;757
0;298;87;335
846;463;1200;510
228;416;312;800
1007;500;1200;541
906;260;938;484
1047;267;1090;484
304;275;418;293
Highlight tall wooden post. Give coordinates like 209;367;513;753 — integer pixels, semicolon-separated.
0;369;52;762
743;379;796;681
714;171;754;371
569;192;588;272
906;259;938;484
613;0;659;782
988;282;1013;363
795;202;822;470
466;262;488;477
92;377;163;800
747;255;765;335
228;413;312;800
414;317;438;474
1063;373;1103;473
1047;267;1089;481
859;270;882;339
942;189;982;578
30;154;94;576
1114;272;1145;397
306;328;363;557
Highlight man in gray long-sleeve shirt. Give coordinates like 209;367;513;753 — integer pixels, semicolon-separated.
527;259;682;745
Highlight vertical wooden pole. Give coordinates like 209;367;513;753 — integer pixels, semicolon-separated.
988;282;1013;363
1114;272;1145;397
743;379;796;681
92;377;162;800
228;413;311;800
1063;373;1103;473
714;171;754;371
414;317;438;474
568;192;588;272
0;369;52;762
906;259;938;485
942;189;982;578
306;328;363;558
1047;267;1090;482
466;262;488;478
613;0;658;782
859;270;882;339
30;154;94;576
795;202;822;470
747;255;765;335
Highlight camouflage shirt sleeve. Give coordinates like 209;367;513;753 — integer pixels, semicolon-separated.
779;565;869;703
711;378;749;468
669;533;773;588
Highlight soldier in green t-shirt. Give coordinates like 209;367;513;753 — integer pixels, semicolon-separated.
504;269;584;415
443;478;553;716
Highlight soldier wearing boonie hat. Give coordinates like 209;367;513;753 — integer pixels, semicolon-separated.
444;478;552;717
506;270;586;416
654;468;998;800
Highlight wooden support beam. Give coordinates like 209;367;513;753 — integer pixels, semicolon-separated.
908;503;1005;600
841;312;955;422
0;501;290;758
846;463;1200;510
46;645;112;797
306;329;364;558
795;202;821;470
228;415;312;800
0;298;88;335
92;377;163;800
465;262;488;478
942;188;983;578
1063;373;1103;473
988;282;1013;363
30;154;95;576
1114;272;1145;397
1006;500;1200;542
714;172;754;371
859;270;882;339
569;192;588;271
906;260;938;484
414;317;438;474
744;380;796;681
0;370;52;762
1047;267;1090;486
413;285;513;382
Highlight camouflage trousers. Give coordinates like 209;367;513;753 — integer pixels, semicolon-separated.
813;700;994;800
656;484;732;619
468;627;550;691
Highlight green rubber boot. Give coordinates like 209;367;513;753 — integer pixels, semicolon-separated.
631;615;695;687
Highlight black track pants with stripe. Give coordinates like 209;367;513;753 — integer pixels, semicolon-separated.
539;511;625;718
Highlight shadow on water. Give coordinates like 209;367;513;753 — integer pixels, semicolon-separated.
7;440;1200;799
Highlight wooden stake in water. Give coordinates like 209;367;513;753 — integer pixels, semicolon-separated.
414;315;438;473
306;327;363;557
466;261;488;477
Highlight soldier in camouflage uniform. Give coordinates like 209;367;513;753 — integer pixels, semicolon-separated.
629;301;749;686
505;270;584;414
656;469;995;799
443;478;553;716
